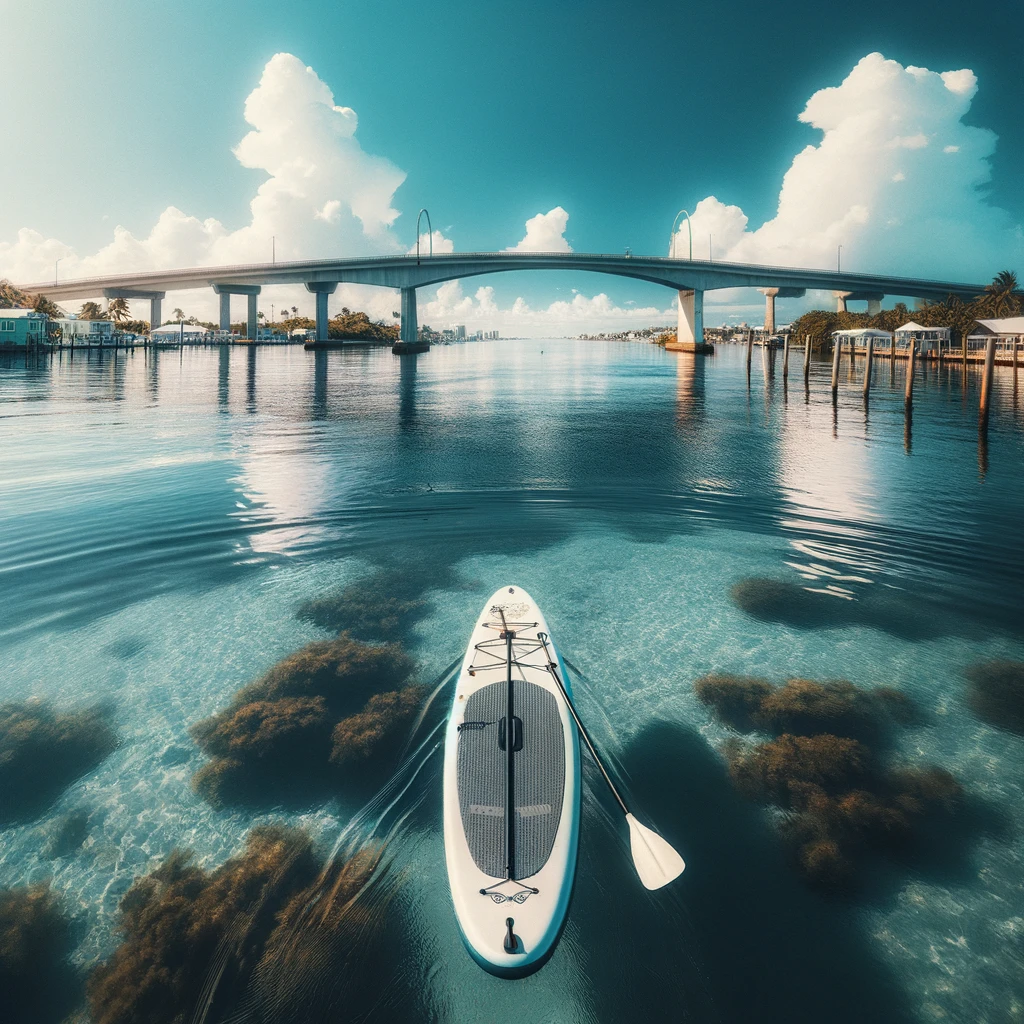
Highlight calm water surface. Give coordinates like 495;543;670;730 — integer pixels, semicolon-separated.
1;340;1023;1023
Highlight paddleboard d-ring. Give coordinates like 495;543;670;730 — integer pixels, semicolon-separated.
443;587;581;976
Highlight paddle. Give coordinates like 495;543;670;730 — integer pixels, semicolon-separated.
536;632;685;890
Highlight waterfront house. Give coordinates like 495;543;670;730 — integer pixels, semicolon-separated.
56;317;114;345
967;317;1024;362
0;308;48;349
894;322;950;357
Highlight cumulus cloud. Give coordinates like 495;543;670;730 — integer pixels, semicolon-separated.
420;279;672;334
673;52;1022;282
506;207;572;252
0;53;408;319
407;230;455;256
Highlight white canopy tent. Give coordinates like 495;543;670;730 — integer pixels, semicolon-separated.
150;322;210;342
832;327;893;352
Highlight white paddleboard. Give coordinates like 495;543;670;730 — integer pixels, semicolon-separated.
443;586;581;976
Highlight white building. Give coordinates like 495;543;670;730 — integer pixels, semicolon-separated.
967;317;1024;359
55;318;114;344
894;321;951;355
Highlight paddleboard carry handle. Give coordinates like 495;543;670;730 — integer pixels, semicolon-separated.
503;917;519;954
498;716;523;752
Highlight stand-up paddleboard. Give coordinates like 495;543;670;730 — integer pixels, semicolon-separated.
443;586;581;976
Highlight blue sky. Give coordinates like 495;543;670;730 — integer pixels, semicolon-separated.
2;0;1022;330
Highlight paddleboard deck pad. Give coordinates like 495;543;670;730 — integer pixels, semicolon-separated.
443;587;581;976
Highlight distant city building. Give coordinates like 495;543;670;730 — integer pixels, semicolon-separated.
56;317;114;344
0;308;48;348
455;325;467;340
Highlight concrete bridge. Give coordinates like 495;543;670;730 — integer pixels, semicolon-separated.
20;252;987;351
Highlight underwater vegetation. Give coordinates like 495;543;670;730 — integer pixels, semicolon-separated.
1;883;78;1024
87;824;377;1024
39;808;92;859
296;576;427;642
190;634;425;808
696;673;967;891
0;700;118;826
731;577;956;641
694;674;914;740
964;659;1024;733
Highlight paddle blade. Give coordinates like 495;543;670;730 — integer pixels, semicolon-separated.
626;813;685;890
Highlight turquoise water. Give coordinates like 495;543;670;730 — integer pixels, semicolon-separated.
1;340;1022;1022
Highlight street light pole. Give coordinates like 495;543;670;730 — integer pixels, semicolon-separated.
55;256;64;286
837;244;843;272
670;210;692;260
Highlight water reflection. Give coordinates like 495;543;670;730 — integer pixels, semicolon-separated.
399;352;420;431
673;351;705;425
218;345;230;410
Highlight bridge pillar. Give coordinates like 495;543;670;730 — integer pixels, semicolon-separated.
834;291;851;313
867;297;882;316
213;284;261;340
400;287;418;343
674;289;711;352
304;282;338;343
102;288;166;333
247;294;258;341
760;288;779;334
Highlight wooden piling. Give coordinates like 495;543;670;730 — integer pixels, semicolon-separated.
831;336;841;395
783;335;790;378
746;330;753;378
905;339;916;406
979;336;996;428
803;334;811;380
863;337;874;397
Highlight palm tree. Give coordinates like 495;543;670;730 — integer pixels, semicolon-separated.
291;306;298;317
108;297;130;322
977;270;1021;318
172;307;185;322
79;301;103;320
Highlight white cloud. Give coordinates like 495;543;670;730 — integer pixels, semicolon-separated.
419;279;673;335
506;207;572;252
672;52;1022;282
407;230;455;256
0;53;408;319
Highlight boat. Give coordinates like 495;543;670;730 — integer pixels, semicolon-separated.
443;586;581;976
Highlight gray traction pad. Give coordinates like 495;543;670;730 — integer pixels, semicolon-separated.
457;679;566;880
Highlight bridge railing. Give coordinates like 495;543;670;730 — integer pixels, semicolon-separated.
20;250;985;296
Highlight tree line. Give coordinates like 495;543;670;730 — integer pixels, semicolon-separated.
791;270;1021;350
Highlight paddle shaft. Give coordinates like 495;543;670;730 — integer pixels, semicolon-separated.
537;633;629;817
499;608;516;880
